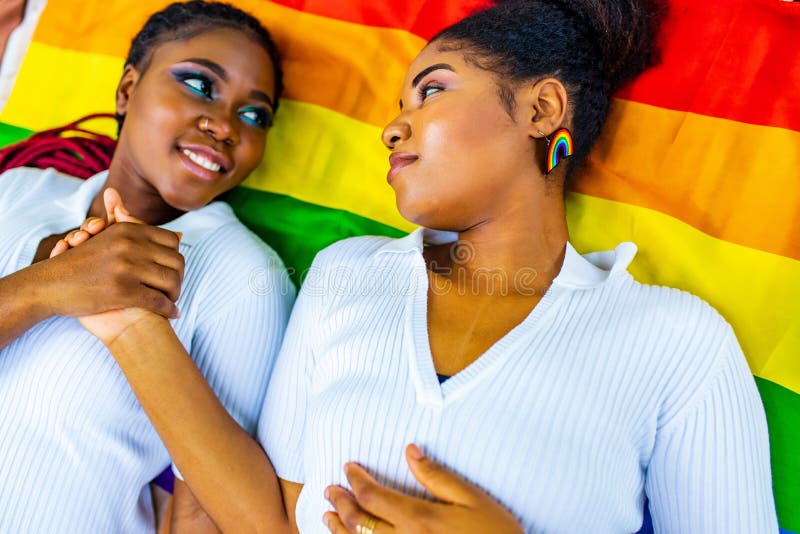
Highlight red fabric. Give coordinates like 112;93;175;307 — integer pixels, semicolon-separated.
0;114;117;178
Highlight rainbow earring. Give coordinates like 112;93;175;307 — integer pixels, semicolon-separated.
538;128;574;174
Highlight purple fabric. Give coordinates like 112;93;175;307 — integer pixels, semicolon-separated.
151;466;175;494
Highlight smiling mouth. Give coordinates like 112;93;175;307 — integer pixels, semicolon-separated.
182;148;222;172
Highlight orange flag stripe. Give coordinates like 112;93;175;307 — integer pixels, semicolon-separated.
32;0;423;128
577;99;800;262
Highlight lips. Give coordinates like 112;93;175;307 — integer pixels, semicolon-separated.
387;153;419;183
177;143;231;181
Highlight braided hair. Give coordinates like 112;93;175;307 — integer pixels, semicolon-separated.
432;0;664;182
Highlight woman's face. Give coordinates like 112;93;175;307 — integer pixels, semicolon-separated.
382;43;538;231
114;28;276;211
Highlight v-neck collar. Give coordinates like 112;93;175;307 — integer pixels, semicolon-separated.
386;228;637;408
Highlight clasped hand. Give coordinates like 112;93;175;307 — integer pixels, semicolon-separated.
324;444;524;534
48;188;183;343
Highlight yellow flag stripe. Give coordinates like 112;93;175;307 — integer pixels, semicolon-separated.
245;99;414;232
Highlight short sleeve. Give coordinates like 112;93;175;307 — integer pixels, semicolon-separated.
645;328;779;533
257;263;326;484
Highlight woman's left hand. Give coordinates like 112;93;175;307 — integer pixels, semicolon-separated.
50;188;178;345
323;444;524;534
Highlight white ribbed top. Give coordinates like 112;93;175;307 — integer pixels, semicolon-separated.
0;168;295;532
260;229;777;534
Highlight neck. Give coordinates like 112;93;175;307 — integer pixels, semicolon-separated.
87;157;184;225
428;185;569;295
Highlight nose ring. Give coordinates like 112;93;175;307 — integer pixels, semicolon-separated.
199;116;210;131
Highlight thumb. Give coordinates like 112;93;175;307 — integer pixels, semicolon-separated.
103;187;124;224
114;205;145;225
405;444;483;507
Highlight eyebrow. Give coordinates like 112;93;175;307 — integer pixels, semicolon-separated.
400;63;456;110
249;90;274;110
412;63;455;88
182;58;227;81
181;58;274;109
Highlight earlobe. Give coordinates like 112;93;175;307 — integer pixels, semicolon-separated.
115;65;140;118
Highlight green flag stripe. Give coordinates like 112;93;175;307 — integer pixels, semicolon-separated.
0;122;32;148
755;377;800;531
223;185;405;286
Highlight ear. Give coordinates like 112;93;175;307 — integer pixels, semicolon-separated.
115;64;141;118
523;77;569;139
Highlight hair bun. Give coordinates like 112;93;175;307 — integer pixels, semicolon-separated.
492;0;665;91
562;0;665;90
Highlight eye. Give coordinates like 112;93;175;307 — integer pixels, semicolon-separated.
418;82;444;102
173;71;214;99
239;106;272;129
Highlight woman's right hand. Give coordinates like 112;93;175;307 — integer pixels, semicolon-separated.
43;188;184;322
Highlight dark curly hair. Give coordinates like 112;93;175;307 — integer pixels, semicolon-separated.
119;0;283;125
432;0;664;183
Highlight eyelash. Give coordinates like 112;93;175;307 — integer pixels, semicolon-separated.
418;82;444;102
174;71;215;99
173;70;272;130
240;107;272;129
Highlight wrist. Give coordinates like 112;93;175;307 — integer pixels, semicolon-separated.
3;265;53;323
105;311;171;353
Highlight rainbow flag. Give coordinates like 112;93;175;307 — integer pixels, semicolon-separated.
0;0;796;530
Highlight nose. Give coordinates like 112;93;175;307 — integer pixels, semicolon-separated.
381;114;411;150
198;113;239;146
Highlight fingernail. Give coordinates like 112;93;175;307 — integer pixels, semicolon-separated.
409;444;425;460
324;487;330;500
176;231;183;242
323;514;330;528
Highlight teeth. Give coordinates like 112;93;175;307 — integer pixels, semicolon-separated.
182;149;221;172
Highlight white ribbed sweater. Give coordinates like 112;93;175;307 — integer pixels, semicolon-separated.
0;168;295;532
260;229;777;533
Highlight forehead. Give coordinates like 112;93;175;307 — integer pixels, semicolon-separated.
148;28;276;96
403;43;473;88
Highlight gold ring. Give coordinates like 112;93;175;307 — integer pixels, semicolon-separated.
200;117;209;131
356;517;377;534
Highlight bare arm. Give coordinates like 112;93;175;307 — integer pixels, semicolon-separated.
170;479;302;534
0;264;55;350
102;314;294;533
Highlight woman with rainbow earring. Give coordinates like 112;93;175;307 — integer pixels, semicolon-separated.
68;0;777;532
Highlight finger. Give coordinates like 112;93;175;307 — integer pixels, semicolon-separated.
344;463;420;525
80;217;106;235
136;285;181;319
115;205;145;225
49;239;69;258
103;187;123;224
134;256;185;302
323;513;351;534
325;486;393;534
66;229;91;248
112;221;181;251
323;512;393;534
405;444;482;507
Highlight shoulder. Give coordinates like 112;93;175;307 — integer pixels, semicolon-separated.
603;275;744;426
180;205;294;304
311;235;395;270
613;275;730;338
0;167;81;208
